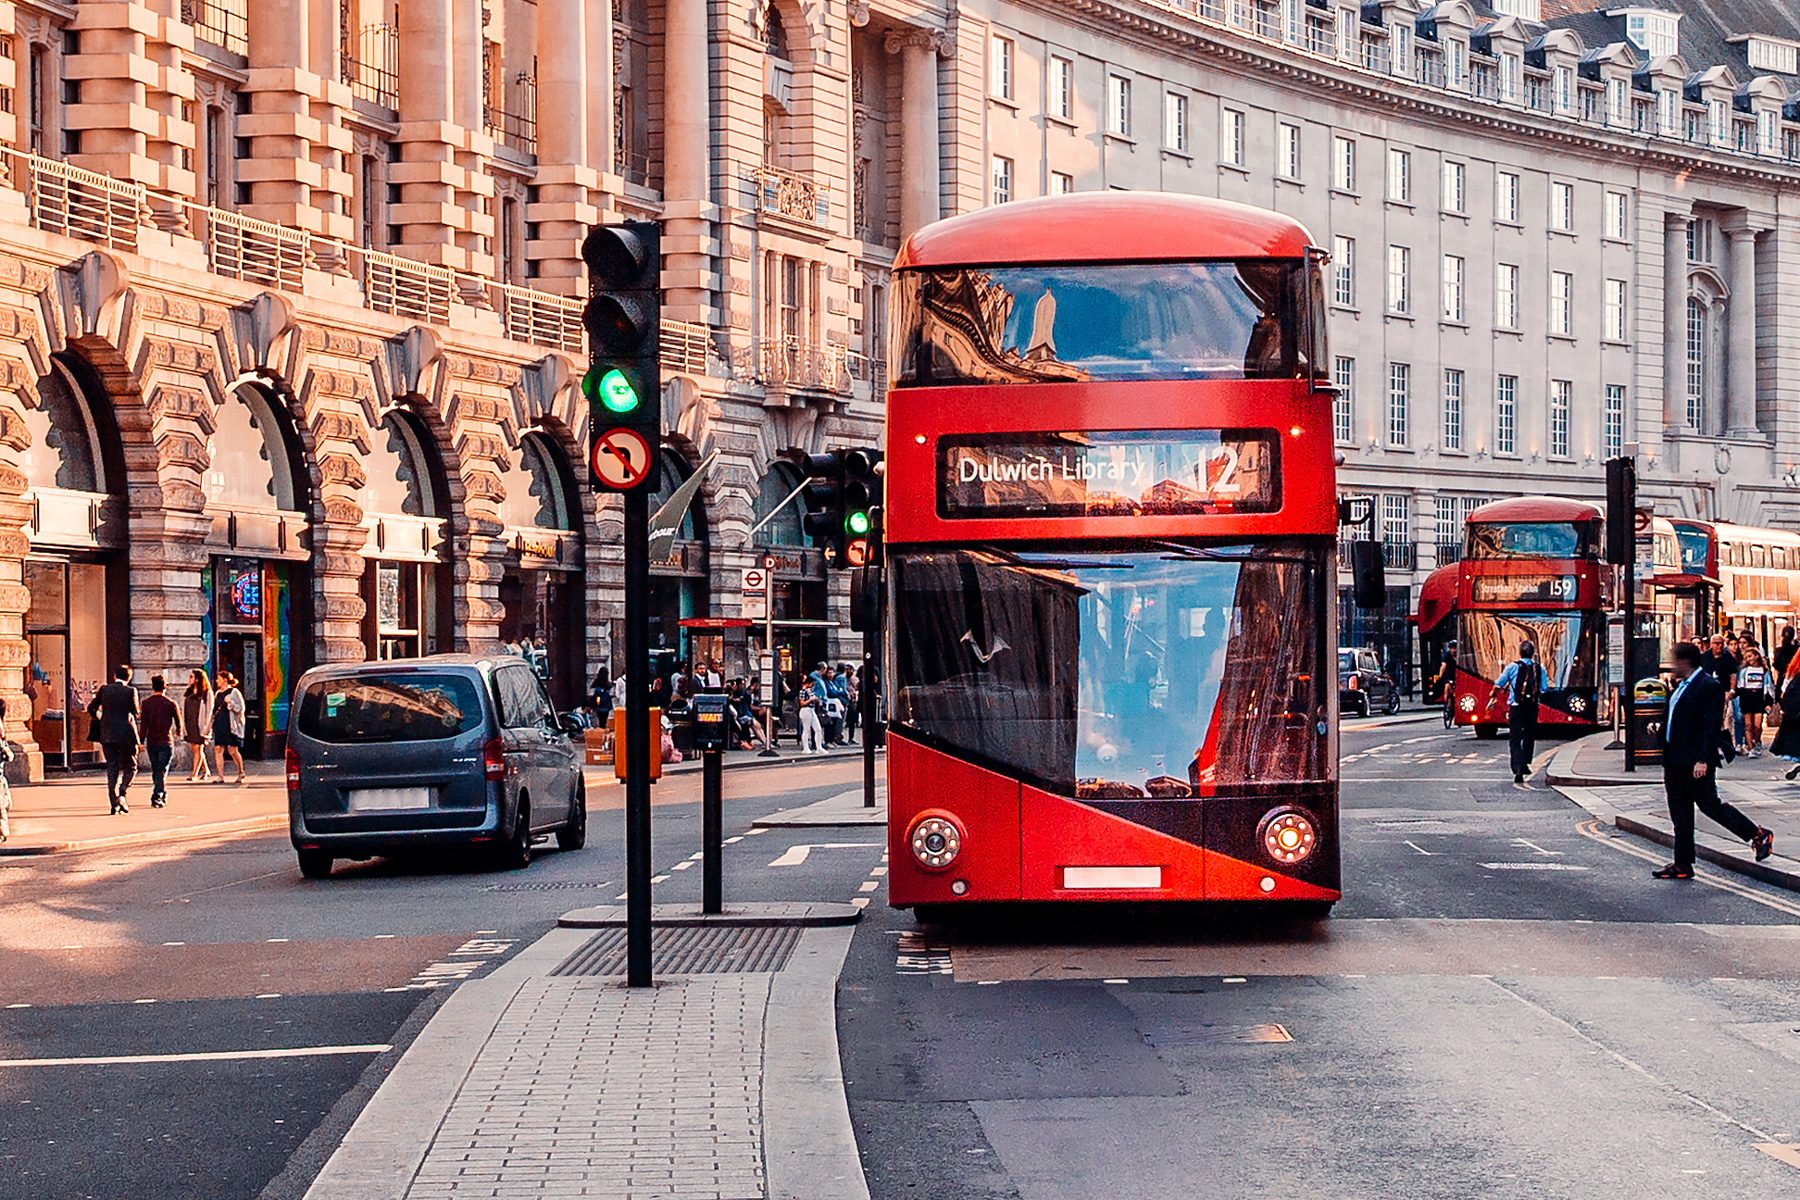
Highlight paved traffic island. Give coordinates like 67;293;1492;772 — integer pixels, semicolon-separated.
1549;732;1800;892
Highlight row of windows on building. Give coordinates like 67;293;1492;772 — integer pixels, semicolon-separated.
1332;359;1628;462
988;13;1800;166
1329;239;1633;340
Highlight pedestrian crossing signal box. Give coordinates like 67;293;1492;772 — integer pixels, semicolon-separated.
691;694;731;753
611;706;664;782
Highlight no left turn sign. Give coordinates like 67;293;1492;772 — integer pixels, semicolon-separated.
592;428;654;490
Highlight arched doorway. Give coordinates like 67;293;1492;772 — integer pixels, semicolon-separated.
360;409;452;659
647;447;709;680
750;461;829;681
497;429;584;708
21;355;127;769
202;382;312;757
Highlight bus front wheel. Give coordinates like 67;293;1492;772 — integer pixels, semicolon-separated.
1474;724;1499;740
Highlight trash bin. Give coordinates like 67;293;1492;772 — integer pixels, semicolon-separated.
1629;679;1667;768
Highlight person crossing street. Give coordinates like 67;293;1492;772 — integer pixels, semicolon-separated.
1655;641;1775;880
1486;641;1548;785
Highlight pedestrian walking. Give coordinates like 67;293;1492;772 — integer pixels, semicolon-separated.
797;675;826;753
212;672;247;785
843;665;861;745
140;675;181;808
88;665;141;814
184;669;215;781
822;665;849;745
1654;641;1774;880
1774;624;1797;681
1773;652;1800;779
1486;641;1548;785
0;696;13;843
1736;647;1774;758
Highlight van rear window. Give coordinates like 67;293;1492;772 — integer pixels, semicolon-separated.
296;674;484;743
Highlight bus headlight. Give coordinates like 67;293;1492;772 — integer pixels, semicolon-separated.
1259;808;1318;866
1458;693;1477;713
909;813;963;871
1567;694;1589;714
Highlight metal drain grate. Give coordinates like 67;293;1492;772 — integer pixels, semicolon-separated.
1142;1023;1293;1048
552;924;803;976
482;881;612;892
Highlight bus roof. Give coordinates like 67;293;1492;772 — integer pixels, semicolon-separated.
1467;496;1603;524
894;194;1317;269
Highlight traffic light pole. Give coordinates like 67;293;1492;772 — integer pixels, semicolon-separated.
622;486;654;985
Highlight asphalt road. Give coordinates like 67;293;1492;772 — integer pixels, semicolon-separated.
0;755;877;1200
839;715;1800;1200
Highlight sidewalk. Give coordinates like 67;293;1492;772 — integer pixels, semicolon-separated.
1549;733;1800;892
0;761;288;855
305;905;868;1200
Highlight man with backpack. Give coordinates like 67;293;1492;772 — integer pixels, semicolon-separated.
1487;640;1549;785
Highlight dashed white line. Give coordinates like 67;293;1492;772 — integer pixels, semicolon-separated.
857;880;879;893
161;941;185;947
1404;841;1437;857
650;874;670;884
850;897;871;909
672;861;693;871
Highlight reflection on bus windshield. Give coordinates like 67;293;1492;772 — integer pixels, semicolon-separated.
1466;522;1595;560
891;545;1327;797
1462;613;1599;690
892;261;1307;387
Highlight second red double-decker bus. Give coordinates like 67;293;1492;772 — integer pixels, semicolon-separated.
1449;497;1608;737
882;193;1342;913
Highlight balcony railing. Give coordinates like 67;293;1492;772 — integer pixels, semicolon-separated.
495;283;583;353
25;156;143;251
205;209;310;289
343;22;399;109
1436;540;1463;565
738;338;851;394
660;320;714;377
359;248;455;323
749;166;831;227
184;0;249;56
486;74;539;157
1381;541;1418;571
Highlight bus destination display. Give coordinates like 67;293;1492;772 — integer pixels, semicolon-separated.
1470;574;1579;604
939;430;1278;518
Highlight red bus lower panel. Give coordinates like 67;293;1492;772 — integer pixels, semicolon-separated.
886;734;1339;906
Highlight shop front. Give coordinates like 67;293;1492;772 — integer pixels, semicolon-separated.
751;463;831;683
497;431;585;708
645;448;710;673
362;411;452;660
22;356;128;771
201;383;313;757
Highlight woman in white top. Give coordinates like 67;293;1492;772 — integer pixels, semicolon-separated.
212;672;248;785
1737;647;1774;758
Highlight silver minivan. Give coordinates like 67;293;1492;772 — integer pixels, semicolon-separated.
286;655;586;878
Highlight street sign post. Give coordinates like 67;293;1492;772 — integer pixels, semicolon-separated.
740;566;767;622
1605;456;1637;773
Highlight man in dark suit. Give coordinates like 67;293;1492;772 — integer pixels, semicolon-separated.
1657;642;1774;880
87;665;140;815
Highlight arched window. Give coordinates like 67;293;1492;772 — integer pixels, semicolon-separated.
1686;296;1708;429
764;6;788;58
752;463;806;547
362;411;440;518
205;386;301;512
22;361;106;495
498;431;575;531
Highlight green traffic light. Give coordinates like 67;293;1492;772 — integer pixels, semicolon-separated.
846;509;872;536
586;367;641;415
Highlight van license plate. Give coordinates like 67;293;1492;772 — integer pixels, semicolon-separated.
347;787;432;811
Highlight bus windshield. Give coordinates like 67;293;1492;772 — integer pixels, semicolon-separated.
891;542;1328;798
1466;521;1599;561
892;261;1311;387
1462;612;1600;690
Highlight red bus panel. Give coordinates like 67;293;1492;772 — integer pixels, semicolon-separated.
886;735;1021;908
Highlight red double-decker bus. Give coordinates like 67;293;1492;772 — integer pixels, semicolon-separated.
1449;497;1608;737
882;193;1342;913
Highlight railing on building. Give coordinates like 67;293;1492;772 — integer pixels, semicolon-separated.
661;319;714;377
739;338;851;394
495;283;583;353
486;73;539;157
24;156;144;252
749;166;831;227
184;0;250;57
205;209;310;290
359;248;456;324
343;22;400;110
1436;540;1463;565
1382;541;1418;571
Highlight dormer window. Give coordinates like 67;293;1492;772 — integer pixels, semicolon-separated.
1616;9;1680;60
1744;36;1800;75
1490;0;1541;19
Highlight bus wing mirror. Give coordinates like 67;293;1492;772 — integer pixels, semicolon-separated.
1349;540;1386;610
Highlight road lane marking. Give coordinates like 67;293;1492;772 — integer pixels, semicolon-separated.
858;880;879;892
0;1045;392;1068
1478;862;1590;871
1576;820;1800;917
768;842;881;867
1404;841;1437;856
1756;1145;1800;1171
1513;838;1564;857
651;874;670;884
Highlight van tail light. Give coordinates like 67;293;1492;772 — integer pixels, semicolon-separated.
1347;675;1360;690
285;748;301;792
483;737;507;782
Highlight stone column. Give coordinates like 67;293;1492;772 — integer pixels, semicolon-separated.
398;0;455;123
1663;211;1689;429
393;0;491;272
888;31;942;239
1725;223;1760;437
662;0;710;204
527;0;595;296
586;0;615;173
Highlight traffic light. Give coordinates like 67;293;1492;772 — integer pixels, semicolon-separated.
797;450;847;565
583;220;661;493
1604;455;1635;567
